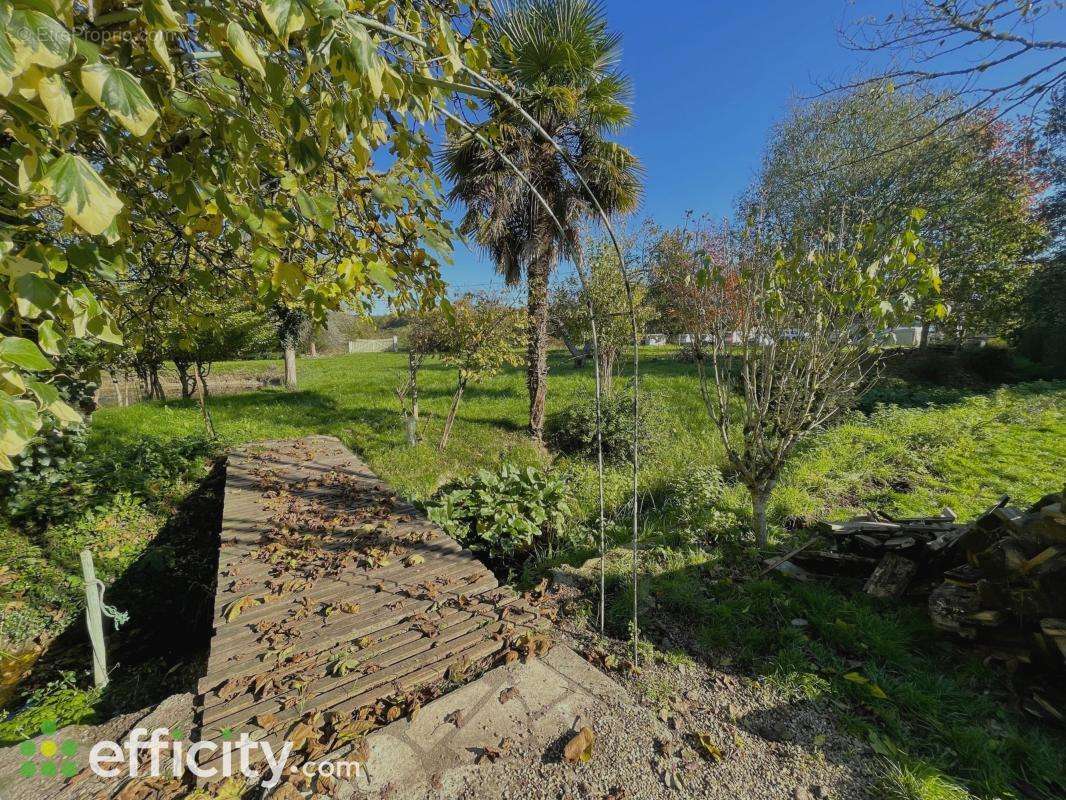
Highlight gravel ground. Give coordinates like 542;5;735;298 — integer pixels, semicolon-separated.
411;607;881;800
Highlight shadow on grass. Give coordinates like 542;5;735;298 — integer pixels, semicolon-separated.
21;460;226;718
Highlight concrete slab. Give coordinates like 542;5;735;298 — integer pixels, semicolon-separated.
343;644;627;799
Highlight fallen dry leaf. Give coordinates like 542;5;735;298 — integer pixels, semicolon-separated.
223;594;261;622
254;712;279;730
444;708;465;729
498;687;520;704
563;726;595;763
696;732;724;762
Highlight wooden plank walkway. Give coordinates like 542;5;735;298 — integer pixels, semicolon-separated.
194;436;543;771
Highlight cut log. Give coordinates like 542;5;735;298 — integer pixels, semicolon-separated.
929;582;981;637
791;550;878;578
864;553;918;598
1040;618;1066;637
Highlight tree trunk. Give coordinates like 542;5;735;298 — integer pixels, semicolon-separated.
750;487;771;548
408;353;420;423
598;348;616;397
149;366;165;401
439;379;465;452
109;370;124;407
526;257;551;442
195;362;215;438
309;341;317;358
175;360;194;399
919;320;931;349
560;331;586;367
283;344;298;390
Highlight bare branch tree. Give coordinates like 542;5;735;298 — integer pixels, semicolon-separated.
818;1;1066;168
694;211;940;547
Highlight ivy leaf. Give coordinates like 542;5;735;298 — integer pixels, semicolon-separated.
272;261;305;293
12;273;59;318
367;259;395;292
8;11;74;70
226;22;265;79
80;62;159;136
260;0;307;45
48;398;80;425
36;320;61;355
0;394;41;460
171;89;211;119
25;378;59;406
148;30;175;84
40;153;124;236
0;368;25;395
0;29;24;96
142;0;184;32
36;72;73;126
0;336;53;371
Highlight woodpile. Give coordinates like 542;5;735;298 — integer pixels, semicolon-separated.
771;487;1066;694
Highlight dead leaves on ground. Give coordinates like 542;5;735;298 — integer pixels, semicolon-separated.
563;726;595;763
695;732;724;762
478;736;514;764
223;594;264;622
443;708;465;729
329;650;362;677
501;631;552;665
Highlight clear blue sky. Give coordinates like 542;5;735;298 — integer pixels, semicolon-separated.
437;0;1065;295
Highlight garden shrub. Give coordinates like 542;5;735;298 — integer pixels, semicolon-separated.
858;377;969;412
665;467;744;540
427;463;573;564
959;337;1013;382
547;386;661;463
0;673;100;746
1;433;217;530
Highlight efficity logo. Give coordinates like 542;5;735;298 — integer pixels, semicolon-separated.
17;719;79;779
13;720;360;788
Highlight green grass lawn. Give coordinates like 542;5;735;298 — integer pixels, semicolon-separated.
3;349;1066;799
97;349;723;510
97;350;1066;521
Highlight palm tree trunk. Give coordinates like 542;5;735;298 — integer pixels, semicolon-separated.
527;256;551;442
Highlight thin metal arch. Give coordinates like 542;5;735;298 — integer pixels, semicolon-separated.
437;108;609;633
357;12;641;658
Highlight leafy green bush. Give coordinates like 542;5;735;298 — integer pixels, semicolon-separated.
0;673;99;746
547;387;660;463
0;350;100;519
1;434;217;529
664;467;744;542
959;337;1013;383
427;464;573;563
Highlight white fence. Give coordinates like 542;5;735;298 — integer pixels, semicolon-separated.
348;337;399;353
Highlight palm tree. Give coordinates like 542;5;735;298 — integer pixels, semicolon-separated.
442;0;641;442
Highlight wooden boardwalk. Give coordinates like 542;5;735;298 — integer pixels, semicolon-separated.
195;436;542;769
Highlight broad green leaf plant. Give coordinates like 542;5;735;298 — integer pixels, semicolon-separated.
0;0;494;467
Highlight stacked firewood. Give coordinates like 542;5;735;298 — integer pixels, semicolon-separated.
774;488;1066;679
